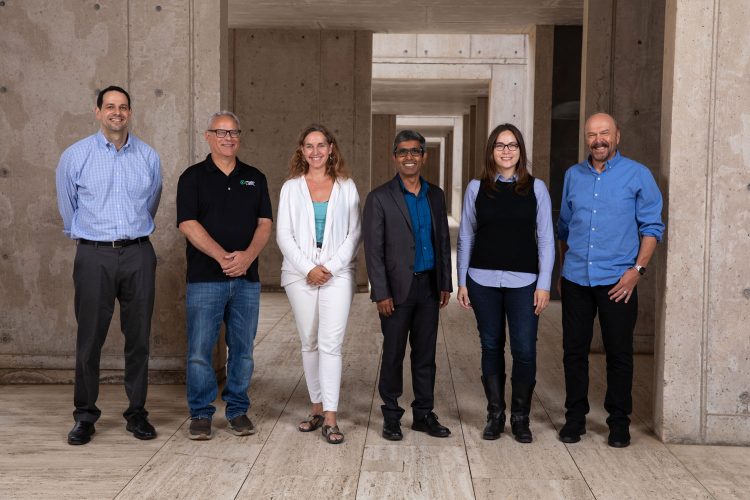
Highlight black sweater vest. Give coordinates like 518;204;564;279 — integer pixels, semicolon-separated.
469;178;538;273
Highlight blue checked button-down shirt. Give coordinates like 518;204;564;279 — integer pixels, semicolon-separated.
399;176;435;273
558;151;664;286
56;131;162;240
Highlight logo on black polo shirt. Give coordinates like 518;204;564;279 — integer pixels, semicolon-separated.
239;180;256;186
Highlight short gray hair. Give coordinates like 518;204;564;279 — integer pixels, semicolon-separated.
207;110;241;130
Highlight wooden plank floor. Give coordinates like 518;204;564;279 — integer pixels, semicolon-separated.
1;293;749;499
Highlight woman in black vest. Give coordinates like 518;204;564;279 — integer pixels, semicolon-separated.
456;123;554;442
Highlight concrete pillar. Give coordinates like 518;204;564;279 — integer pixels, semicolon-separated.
444;131;454;215
232;29;372;290
580;0;665;353
530;25;554;186
372;114;397;189
0;0;227;383
423;144;441;187
461;114;472;204
474;97;489;177
468;106;477;181
655;0;750;445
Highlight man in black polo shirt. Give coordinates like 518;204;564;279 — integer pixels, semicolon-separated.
176;111;273;440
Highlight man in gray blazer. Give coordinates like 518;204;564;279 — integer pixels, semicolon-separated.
363;130;453;441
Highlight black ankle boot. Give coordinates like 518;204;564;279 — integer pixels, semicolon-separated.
510;380;535;443
481;374;505;440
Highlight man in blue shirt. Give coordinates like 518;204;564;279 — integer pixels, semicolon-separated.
56;86;162;445
363;130;453;440
557;113;664;448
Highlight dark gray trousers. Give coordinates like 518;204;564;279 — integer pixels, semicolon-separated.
72;240;156;423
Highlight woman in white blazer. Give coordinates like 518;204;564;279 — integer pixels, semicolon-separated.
277;124;361;444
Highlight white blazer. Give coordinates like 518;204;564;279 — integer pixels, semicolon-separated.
277;176;361;287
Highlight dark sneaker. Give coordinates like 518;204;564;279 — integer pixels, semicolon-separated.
188;418;213;440
227;414;256;436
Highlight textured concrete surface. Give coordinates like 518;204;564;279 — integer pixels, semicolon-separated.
231;29;372;289
0;0;226;384
580;0;665;354
656;0;750;445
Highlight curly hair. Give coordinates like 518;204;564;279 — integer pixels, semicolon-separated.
480;123;532;196
288;124;348;180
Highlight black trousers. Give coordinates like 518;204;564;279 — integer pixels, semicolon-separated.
378;272;440;422
561;277;637;426
72;241;156;423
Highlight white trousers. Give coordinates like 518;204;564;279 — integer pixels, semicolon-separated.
284;275;354;412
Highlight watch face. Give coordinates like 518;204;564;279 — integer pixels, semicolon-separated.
636;266;646;275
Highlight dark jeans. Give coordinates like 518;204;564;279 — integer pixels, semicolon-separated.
561;277;637;426
72;240;156;423
466;276;538;384
378;272;439;422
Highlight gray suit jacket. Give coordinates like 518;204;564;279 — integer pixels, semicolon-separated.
363;175;453;305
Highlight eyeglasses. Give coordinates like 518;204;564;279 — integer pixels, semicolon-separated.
494;142;519;151
208;129;241;138
394;147;424;158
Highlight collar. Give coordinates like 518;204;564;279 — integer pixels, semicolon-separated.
203;153;241;176
494;172;518;183
586;149;622;173
397;175;429;196
97;130;131;150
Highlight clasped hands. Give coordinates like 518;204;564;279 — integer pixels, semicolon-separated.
307;265;332;286
220;250;253;277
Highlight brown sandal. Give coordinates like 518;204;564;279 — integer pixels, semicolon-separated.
322;424;345;444
298;414;324;432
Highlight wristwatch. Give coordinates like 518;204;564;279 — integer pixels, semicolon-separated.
633;264;646;275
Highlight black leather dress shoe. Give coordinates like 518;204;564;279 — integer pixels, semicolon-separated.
608;425;631;448
412;412;451;438
382;420;403;441
558;421;586;443
126;415;157;440
67;421;95;445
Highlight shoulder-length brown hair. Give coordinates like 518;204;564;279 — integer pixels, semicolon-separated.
288;124;349;180
480;123;532;195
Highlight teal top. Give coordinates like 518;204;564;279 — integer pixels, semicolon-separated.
313;201;328;245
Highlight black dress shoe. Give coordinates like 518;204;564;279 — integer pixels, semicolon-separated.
126;414;157;440
412;412;451;438
67;421;95;445
608;425;631;448
382;420;403;441
558;421;586;443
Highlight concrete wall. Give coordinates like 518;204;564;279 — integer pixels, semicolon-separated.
655;0;750;445
580;0;665;353
0;0;227;383
371;114;397;189
231;29;372;290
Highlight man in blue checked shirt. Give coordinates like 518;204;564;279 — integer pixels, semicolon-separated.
557;113;664;448
56;86;162;446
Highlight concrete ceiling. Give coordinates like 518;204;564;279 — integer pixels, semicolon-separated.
229;0;583;118
228;0;583;34
372;79;489;116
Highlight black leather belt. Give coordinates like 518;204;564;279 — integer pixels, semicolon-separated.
79;236;149;248
413;270;434;277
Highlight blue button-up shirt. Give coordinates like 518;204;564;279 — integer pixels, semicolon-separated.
56;131;162;240
399;176;435;272
558;151;664;286
457;174;555;290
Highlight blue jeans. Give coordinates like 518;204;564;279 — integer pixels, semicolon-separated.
186;279;261;420
467;276;538;384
